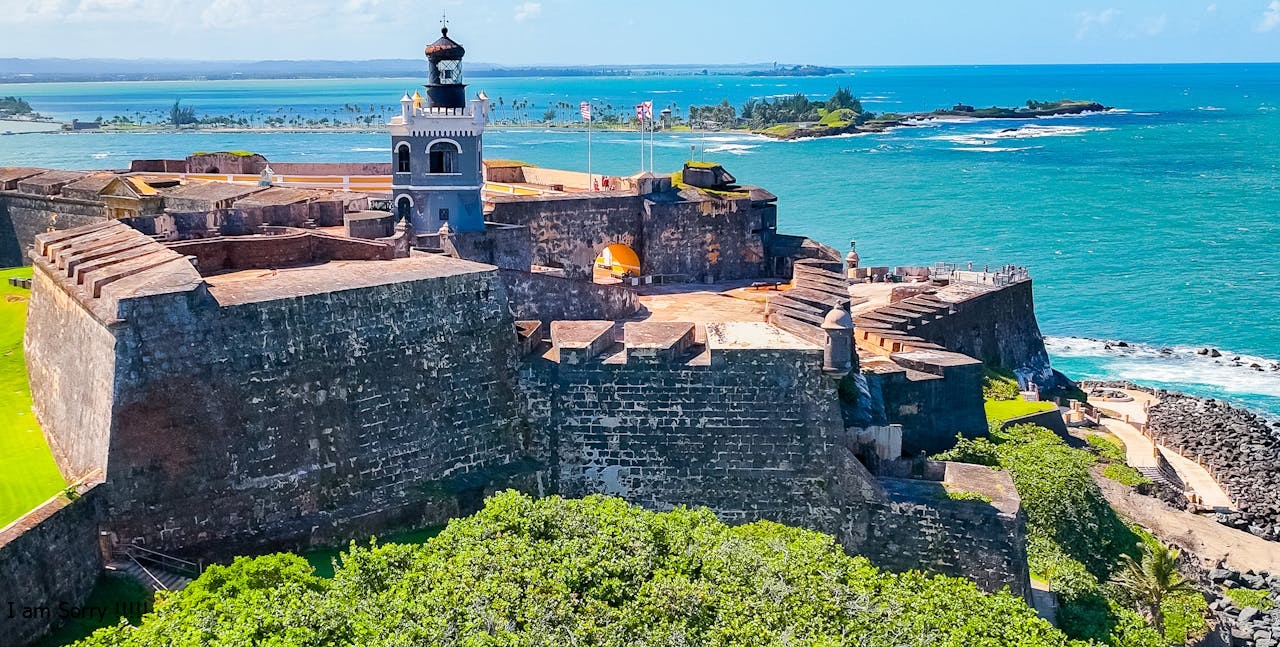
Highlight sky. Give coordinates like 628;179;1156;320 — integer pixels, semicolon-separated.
0;0;1278;64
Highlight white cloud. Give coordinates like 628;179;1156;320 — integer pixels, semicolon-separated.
514;1;540;22
1259;0;1280;32
1205;3;1217;13
1075;8;1117;39
1140;13;1168;36
200;0;254;28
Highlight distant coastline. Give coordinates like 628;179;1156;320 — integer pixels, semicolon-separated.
0;59;846;84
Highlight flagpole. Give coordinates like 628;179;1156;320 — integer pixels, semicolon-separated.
587;115;592;189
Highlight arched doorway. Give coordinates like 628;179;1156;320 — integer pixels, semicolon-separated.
594;243;640;284
395;196;413;223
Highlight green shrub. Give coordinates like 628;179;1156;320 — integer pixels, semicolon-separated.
1223;586;1276;610
1103;463;1152;487
1087;434;1128;463
1161;589;1210;644
74;492;1070;647
933;433;1001;467
983;367;1022;401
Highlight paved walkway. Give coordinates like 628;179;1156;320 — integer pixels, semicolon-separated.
1093;389;1234;511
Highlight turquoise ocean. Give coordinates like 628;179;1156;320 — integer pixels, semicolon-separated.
2;65;1278;415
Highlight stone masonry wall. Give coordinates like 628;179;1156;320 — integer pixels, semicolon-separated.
25;265;118;481
914;280;1055;389
0;481;104;647
840;484;1031;600
102;268;527;555
487;194;644;280
0;192;108;267
500;269;640;322
522;343;882;531
641;196;771;282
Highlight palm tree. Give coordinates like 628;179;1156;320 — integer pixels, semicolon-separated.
1110;541;1196;637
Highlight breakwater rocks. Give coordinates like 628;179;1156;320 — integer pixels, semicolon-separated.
1206;566;1280;647
1146;393;1280;542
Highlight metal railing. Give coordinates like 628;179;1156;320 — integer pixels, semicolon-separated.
122;543;202;579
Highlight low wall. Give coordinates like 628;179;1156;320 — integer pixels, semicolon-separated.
840;469;1030;599
500;270;640;321
999;408;1069;437
268;162;393;176
168;230;394;274
0;479;105;647
0;192;108;267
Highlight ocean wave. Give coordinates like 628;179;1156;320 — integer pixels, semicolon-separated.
929;124;1113;146
946;146;1044;153
704;143;758;155
349;147;386;152
91;152;110;159
1195;106;1226;112
1046;336;1280;400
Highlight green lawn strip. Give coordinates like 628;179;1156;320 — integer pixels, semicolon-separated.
984;398;1057;424
0;266;66;527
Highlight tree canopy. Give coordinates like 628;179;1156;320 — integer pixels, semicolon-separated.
77;491;1070;647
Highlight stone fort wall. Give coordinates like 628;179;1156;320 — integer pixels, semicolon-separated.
520;321;884;529
103;269;525;553
0;192;108;267
27;225;531;555
487;191;781;282
914;279;1056;389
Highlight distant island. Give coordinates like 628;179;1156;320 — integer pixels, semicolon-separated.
687;90;1111;140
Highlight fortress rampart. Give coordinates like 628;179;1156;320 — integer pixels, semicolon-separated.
27;223;527;554
519;320;883;528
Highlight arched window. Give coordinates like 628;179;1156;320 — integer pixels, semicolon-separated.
396;143;411;173
396;196;412;222
429;141;460;174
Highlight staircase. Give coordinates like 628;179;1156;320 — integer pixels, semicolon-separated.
106;544;201;592
766;259;854;345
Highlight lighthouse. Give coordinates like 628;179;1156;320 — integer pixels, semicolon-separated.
388;24;488;233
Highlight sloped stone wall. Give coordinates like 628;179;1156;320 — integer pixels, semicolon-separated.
100;267;527;556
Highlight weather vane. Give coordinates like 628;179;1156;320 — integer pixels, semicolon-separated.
441;11;448;32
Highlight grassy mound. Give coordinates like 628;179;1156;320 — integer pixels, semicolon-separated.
0;267;65;527
74;492;1070;646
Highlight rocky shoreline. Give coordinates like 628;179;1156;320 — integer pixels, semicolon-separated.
1146;393;1280;542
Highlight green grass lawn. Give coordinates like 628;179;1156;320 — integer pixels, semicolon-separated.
984;398;1057;424
0;266;66;527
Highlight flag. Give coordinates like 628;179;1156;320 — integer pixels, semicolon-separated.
642;100;653;121
635;104;645;121
580;101;591;122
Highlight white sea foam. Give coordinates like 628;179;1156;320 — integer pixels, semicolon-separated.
704;143;758;155
1196;106;1226;112
1046;336;1280;400
947;146;1043;153
349;147;386;152
929;124;1113;146
91;152;110;159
